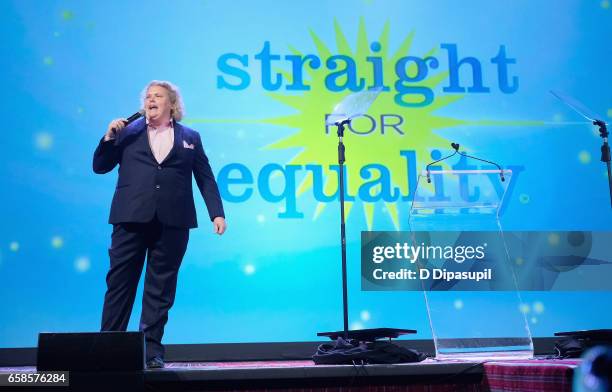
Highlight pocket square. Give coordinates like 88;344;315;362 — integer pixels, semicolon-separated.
183;140;194;149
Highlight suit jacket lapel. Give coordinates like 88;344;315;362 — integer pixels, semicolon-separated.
136;120;157;163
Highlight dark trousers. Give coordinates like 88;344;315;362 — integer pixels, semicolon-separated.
101;215;189;361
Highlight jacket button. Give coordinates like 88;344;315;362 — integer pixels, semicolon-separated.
155;185;160;189
157;166;162;170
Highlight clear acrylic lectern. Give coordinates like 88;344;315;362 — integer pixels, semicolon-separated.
409;169;533;359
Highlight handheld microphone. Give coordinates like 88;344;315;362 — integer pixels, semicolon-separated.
125;110;145;124
112;110;145;133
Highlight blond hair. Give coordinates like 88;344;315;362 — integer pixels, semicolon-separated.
141;80;185;121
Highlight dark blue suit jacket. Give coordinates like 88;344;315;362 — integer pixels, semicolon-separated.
93;118;225;229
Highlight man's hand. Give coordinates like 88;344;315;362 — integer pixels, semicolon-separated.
213;217;227;235
104;118;128;142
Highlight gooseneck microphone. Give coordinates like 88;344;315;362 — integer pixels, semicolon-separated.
111;110;145;133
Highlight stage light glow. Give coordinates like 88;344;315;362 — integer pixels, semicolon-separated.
51;236;64;249
519;304;530;314
360;310;371;321
453;299;464;310
533;302;545;314
35;132;53;150
244;264;256;275
74;257;91;273
9;242;19;252
61;10;74;20
578;150;592;164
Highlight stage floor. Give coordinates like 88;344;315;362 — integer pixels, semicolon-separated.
0;358;580;391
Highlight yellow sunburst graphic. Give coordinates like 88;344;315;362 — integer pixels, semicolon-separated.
261;18;467;229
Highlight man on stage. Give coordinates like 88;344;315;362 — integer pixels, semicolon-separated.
93;80;226;369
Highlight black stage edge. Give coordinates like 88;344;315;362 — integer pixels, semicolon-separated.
0;361;487;392
0;338;559;367
147;361;486;392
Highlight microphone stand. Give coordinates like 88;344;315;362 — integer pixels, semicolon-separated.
316;89;417;350
335;119;350;338
315;119;416;344
594;120;612;208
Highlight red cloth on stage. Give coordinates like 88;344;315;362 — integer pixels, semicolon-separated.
482;359;580;392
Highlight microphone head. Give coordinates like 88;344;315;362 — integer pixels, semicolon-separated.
125;110;145;123
451;142;460;151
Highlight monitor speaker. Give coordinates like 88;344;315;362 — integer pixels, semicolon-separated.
37;332;145;371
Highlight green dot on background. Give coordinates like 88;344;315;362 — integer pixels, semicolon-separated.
519;193;530;204
578;150;591;164
61;10;74;20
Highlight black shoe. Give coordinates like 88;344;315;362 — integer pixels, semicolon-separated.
146;357;165;369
